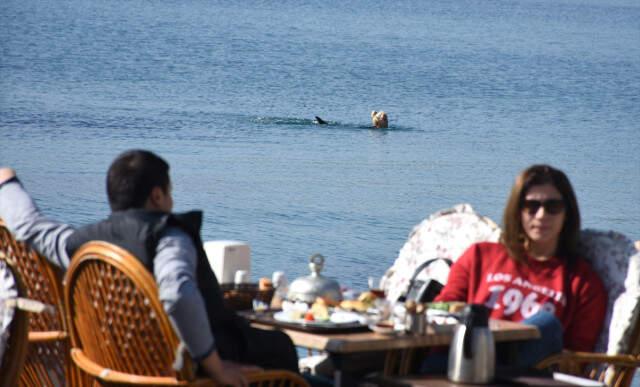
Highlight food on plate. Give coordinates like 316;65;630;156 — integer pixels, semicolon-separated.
357;291;379;304
338;291;379;312
427;301;466;313
280;300;308;320
304;311;315;321
426;301;449;311
314;296;340;307
339;299;368;312
284;310;304;320
448;302;466;313
310;301;330;321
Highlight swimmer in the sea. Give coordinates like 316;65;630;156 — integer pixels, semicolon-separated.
371;111;388;128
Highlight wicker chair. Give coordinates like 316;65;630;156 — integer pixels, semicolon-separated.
0;219;81;386
0;259;30;387
536;230;640;387
381;203;501;303
65;241;309;386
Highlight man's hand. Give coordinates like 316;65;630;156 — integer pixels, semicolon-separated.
200;350;263;387
222;359;263;374
0;168;16;185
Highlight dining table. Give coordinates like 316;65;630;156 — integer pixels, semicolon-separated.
244;311;541;387
370;372;599;386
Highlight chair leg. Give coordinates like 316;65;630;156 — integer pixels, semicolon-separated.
383;350;400;376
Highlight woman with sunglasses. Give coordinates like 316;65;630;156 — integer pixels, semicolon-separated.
434;164;607;366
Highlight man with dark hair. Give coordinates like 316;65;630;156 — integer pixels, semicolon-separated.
106;150;172;211
0;150;298;387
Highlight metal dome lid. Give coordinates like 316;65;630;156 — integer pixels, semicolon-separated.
287;254;342;304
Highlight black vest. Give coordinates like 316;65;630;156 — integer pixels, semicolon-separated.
65;209;240;333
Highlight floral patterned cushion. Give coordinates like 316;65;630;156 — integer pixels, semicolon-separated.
0;259;18;363
382;204;501;302
578;229;640;355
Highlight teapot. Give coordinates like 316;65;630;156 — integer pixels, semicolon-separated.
448;304;495;384
287;254;342;304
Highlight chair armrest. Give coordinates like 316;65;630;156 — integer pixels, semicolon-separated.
536;350;640;369
4;297;56;314
71;348;190;386
28;330;68;342
244;370;310;386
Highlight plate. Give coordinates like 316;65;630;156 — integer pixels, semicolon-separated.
426;309;460;333
273;310;365;326
368;322;401;336
426;309;461;318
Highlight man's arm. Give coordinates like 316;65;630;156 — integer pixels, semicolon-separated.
153;228;255;386
200;351;251;387
0;168;75;269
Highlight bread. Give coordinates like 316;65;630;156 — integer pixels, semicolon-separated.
448;302;466;313
310;302;330;321
357;291;378;303
339;300;368;312
258;277;273;290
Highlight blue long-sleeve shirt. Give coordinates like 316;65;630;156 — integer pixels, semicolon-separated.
0;179;216;360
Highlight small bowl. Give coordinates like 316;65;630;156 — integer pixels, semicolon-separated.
369;322;398;335
426;310;459;333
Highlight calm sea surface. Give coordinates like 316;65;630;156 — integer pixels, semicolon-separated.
1;0;639;290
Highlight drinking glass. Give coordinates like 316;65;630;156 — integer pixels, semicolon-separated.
368;276;386;298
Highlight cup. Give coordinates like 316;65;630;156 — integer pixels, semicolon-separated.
272;271;287;288
407;310;427;335
271;271;288;309
234;270;248;285
368;276;386;298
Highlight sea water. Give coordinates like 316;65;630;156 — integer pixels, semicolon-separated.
1;0;639;290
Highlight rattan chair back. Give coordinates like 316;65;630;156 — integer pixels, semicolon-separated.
572;318;640;387
0;220;72;386
538;309;640;387
65;241;196;381
0;259;30;387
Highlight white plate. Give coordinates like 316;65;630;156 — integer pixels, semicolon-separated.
273;311;364;326
368;323;401;336
330;311;364;324
426;309;460;332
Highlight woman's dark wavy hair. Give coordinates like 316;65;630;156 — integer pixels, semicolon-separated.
500;164;581;265
107;150;170;211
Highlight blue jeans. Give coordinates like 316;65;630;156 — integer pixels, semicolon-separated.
513;310;563;368
419;311;563;373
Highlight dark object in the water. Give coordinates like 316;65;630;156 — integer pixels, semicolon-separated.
314;116;328;125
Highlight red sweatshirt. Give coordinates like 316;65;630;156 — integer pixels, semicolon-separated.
436;242;607;352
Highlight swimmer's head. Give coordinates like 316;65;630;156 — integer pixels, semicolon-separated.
371;111;388;128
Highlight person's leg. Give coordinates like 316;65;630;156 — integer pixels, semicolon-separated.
241;326;299;372
511;311;563;368
418;347;449;374
213;327;244;362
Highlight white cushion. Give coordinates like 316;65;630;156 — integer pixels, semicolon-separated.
382;204;501;302
578;229;640;355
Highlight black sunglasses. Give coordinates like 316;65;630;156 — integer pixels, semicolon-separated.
522;199;565;215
